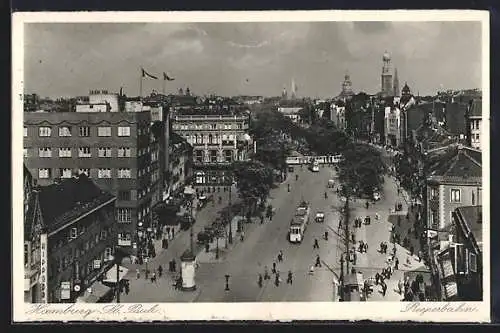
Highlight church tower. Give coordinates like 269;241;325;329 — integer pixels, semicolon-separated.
282;86;288;100
393;68;400;97
381;51;393;97
291;78;297;99
340;72;354;99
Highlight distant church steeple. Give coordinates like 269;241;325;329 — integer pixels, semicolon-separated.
393;68;400;97
282;86;288;100
381;51;393;97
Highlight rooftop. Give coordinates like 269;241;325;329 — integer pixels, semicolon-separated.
37;174;115;234
468;99;482;117
428;144;482;181
455;205;483;246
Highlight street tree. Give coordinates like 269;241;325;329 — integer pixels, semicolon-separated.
232;160;274;215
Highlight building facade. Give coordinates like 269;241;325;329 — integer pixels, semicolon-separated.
384;105;402;147
24;174;117;303
426;145;482;241
24;109;157;253
466;99;483;150
171;113;253;193
330;104;347;131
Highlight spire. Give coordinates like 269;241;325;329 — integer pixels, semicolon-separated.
393;68;400;97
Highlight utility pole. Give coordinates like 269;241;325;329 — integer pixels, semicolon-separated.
228;181;233;244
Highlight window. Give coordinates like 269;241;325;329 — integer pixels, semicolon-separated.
98;147;112;157
38;147;52;158
118;191;131;201
23;148;29;158
472;191;475;206
430;187;438;200
469;252;477;272
79;168;90;177
98;168;111;178
118;233;132;246
79;126;90;137
60;168;72;178
117;168;131;178
104;247;113;261
210;150;217;163
24;127;28;137
117;147;131;157
100;229;108;240
58;148;72;158
225;150;232;162
39;127;51;137
78;147;91;158
450;189;461;203
38;168;50;179
97;126;111;137
118;126;130;137
58;126;72;137
70;227;78;239
117;208;132;223
430;209;438;229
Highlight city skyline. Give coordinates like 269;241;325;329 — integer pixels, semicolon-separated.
24;21;482;99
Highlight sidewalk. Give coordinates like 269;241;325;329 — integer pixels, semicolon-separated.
348;175;429;302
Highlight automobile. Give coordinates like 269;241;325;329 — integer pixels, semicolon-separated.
180;213;195;230
197;231;211;244
373;191;381;201
315;211;325;223
328;179;335;188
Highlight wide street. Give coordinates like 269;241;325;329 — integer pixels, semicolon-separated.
120;151;429;303
121;164;344;302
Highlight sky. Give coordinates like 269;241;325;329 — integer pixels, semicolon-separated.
23;21;482;99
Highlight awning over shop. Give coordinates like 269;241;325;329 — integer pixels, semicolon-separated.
102;265;129;284
75;281;112;303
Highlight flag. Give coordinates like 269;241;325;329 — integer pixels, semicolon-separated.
163;72;175;81
141;68;158;80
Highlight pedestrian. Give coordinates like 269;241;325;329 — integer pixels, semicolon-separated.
351;233;355;243
398;279;404;294
381;281;387;297
287;270;293;284
375;272;380;285
410;246;414;257
264;266;270;280
272;262;277;274
158;265;163;278
324;231;329;240
136;268;140;280
258;274;263;288
172;259;177;272
366;201;369;209
240;231;245;242
313;238;320;249
315;255;322;267
379;242;384;253
275;272;280;286
260;215;264;224
395;258;399;270
279;250;284;262
418;251;422;262
151;272;157;284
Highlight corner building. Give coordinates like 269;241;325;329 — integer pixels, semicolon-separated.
171;113;253;193
24;110;156;253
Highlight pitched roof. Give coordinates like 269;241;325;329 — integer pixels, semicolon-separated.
37;175;115;234
428;145;482;181
468;99;482;117
455;205;483;246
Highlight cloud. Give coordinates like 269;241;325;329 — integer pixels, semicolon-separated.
23;21;482;98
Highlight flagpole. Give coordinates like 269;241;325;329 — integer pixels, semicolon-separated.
139;68;143;99
162;77;166;96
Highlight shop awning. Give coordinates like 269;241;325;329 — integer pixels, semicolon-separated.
76;281;112;303
102;265;129;284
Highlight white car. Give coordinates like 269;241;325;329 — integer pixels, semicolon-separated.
315;212;325;222
373;192;381;201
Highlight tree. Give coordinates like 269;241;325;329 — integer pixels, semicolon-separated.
338;143;386;197
232;160;274;215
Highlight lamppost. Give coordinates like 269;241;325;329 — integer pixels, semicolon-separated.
184;185;196;254
112;246;129;303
